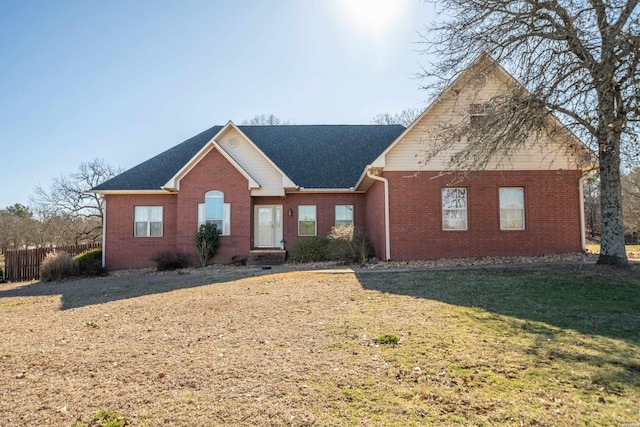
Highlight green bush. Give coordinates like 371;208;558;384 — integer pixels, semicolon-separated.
151;251;190;271
196;223;220;267
287;236;331;263
74;248;105;277
328;225;373;265
40;251;77;281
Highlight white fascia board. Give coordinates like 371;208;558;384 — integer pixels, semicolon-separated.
229;123;297;188
164;121;261;191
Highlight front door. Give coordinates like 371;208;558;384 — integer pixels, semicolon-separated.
254;205;283;248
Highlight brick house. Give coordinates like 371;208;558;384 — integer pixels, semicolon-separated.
91;54;593;270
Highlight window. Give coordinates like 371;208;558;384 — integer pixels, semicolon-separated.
469;102;493;128
298;205;317;236
442;188;467;230
500;188;525;230
134;206;163;237
335;205;354;227
198;190;230;235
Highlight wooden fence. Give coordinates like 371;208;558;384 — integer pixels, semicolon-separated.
4;243;101;282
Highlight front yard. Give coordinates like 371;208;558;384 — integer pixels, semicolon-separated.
0;263;638;426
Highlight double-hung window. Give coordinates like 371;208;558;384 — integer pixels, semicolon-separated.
442;188;468;231
298;205;317;236
499;187;525;230
198;190;230;235
335;205;354;227
134;206;163;237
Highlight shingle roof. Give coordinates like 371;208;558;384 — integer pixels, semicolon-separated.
93;124;405;191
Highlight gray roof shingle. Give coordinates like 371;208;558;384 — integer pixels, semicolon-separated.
93;124;405;191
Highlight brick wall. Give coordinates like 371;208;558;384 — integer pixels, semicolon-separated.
176;148;251;264
104;163;583;269
382;170;583;260
104;193;178;270
365;181;387;260
254;193;367;248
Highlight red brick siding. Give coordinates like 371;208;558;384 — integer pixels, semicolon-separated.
254;193;367;248
176;148;251;264
384;170;582;260
364;181;387;260
103;194;178;270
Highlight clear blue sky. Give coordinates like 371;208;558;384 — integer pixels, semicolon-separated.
0;0;436;208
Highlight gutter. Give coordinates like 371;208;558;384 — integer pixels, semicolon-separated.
366;169;391;261
101;198;107;268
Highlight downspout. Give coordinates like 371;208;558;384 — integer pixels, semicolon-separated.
366;169;391;261
101;198;107;268
579;175;587;252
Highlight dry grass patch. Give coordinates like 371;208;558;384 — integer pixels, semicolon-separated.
0;264;638;426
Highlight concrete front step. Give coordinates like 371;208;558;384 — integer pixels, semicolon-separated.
247;250;287;266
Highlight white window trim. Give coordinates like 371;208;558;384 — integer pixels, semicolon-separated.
499;187;525;231
442;188;468;231
134;206;163;237
197;191;231;235
335;205;354;227
298;205;317;236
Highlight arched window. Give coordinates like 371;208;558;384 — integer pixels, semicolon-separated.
197;190;230;235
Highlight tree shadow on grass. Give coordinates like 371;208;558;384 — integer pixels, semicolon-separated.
0;266;277;310
355;264;640;395
355;265;640;344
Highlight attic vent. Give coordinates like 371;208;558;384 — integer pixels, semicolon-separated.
227;137;239;148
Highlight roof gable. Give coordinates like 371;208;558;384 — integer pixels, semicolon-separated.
368;53;593;172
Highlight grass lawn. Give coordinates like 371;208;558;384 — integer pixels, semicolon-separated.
586;243;640;255
0;264;638;426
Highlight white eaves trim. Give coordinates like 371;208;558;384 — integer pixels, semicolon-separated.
163;121;261;191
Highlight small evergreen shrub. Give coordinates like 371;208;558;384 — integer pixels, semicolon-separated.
75;248;105;277
328;225;373;265
151;251;190;271
40;251;77;281
287;236;331;263
195;223;220;267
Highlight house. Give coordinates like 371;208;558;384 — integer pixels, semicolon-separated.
91;54;593;270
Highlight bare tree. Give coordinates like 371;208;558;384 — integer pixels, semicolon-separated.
31;159;122;244
420;0;640;266
241;114;290;125
371;107;422;127
583;173;601;239
622;167;640;241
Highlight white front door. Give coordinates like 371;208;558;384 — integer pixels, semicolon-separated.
254;205;283;248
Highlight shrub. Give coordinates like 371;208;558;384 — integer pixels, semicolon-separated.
40;251;77;281
287;236;331;263
328;225;373;265
74;248;105;277
195;223;220;267
151;251;190;271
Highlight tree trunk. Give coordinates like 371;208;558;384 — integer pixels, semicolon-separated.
597;132;628;266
